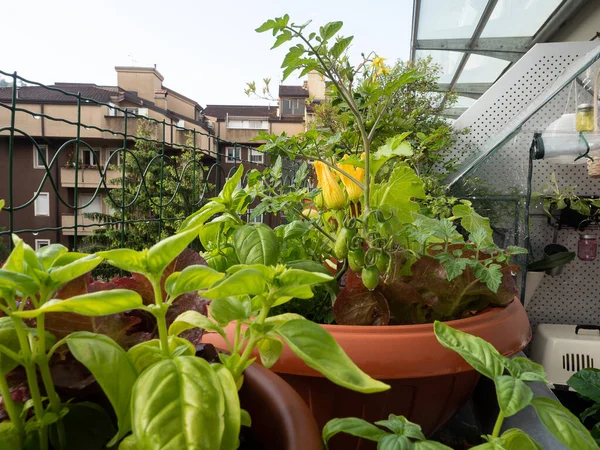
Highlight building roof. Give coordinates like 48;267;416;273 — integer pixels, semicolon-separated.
203;104;278;120
279;85;309;97
0;83;120;104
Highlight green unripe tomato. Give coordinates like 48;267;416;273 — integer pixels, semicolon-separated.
334;227;355;260
348;247;365;272
376;220;393;237
376;251;391;274
362;266;379;290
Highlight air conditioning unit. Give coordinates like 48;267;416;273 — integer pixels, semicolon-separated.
530;324;600;387
206;120;214;129
137;108;149;117
177;119;185;128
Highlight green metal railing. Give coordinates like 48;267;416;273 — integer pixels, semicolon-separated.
0;70;299;253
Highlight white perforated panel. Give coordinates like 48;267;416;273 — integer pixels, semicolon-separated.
447;41;600;330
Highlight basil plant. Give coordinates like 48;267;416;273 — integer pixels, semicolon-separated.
323;323;598;450
0;214;387;449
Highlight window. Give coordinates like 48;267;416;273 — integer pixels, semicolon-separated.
108;149;122;166
248;209;263;223
78;194;103;215
34;192;50;216
226;147;241;163
249;149;264;164
226;119;269;130
33;145;49;169
283;98;305;115
35;239;51;250
82;149;98;167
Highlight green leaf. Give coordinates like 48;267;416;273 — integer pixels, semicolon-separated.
0;269;38;297
275;319;389;393
179;201;226;232
256;336;283;368
169;310;224;338
433;321;504;380
209;296;250;326
322;417;387;446
371;133;413;176
213;364;241;450
568;368;600;403
35;244;68;270
221;165;244;205
330;36;354;59
453;204;494;247
500;357;547;382
278;268;333;286
227;264;275;280
146;227;199;275
506;246;528;255
118;435;137;450
272;29;293;49
0;318;21;375
48;254;102;287
374;415;425;440
473;263;503;293
281;220;311;240
127;338;195;374
370;164;425;223
377;434;413;450
255;18;278;33
97;249;147;275
13;289;143;318
3;236;26;273
0;421;22;450
165;265;225;299
414;442;454;450
501;429;543;450
494;375;533;417
66;332;138;446
319;21;343;40
132;356;225;450
202;268;267;299
240;409;251;428
233;224;279;266
264;313;306;327
531;397;598;450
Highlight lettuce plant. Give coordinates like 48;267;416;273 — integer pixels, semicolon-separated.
323;323;598;450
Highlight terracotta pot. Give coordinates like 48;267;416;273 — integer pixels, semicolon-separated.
204;300;530;449
240;363;324;450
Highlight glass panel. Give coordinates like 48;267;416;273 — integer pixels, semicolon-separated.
417;0;485;39
457;54;509;83
415;50;463;84
455;96;477;108
481;0;563;37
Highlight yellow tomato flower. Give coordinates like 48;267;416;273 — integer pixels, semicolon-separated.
337;156;365;202
372;56;386;68
314;161;346;210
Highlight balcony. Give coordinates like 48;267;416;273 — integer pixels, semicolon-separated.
61;215;106;236
60;168;121;188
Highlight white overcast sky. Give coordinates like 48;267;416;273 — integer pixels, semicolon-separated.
1;0;413;107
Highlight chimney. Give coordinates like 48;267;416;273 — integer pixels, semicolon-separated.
154;89;168;110
115;66;164;103
303;81;308;90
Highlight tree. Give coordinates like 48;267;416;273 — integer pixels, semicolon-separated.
82;119;208;268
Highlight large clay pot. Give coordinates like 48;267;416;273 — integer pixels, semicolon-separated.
204;300;530;449
240;363;324;450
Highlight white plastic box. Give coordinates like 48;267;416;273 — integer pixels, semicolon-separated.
530;324;600;387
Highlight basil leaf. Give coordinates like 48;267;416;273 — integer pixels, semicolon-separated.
0;269;38;297
501;429;543;450
494;375;533;417
377;434;413;450
213;364;241;450
531;397;597;449
0;421;21;450
233;224;279;266
48;254;102;287
146;227;199;275
322;417;387;445
127;337;195;374
165;265;225;299
169;310;224;338
66;332;138;446
568;368;600;403
117;435;137;450
278;268;333;286
202;269;266;298
221;165;244;205
35;244;68;270
0;317;21;375
434;321;504;380
500;357;547;383
374;415;425;440
275;319;389;393
209;297;250;326
414;442;454;450
256;336;283;369
13;290;143;318
132;356;225;449
97;249;147;275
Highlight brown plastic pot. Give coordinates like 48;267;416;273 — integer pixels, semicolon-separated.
240;362;324;450
204;300;530;449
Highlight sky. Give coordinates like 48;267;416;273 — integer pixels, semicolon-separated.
0;0;414;107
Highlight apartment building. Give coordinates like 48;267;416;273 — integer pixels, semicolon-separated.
0;66;215;250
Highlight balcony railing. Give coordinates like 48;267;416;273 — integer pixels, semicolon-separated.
60;168;121;188
61;214;105;236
